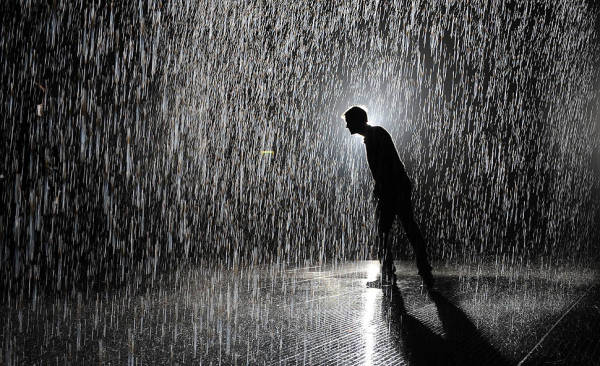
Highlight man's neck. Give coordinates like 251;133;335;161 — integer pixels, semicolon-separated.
357;124;371;137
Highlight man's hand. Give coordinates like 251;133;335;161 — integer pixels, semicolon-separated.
371;187;379;205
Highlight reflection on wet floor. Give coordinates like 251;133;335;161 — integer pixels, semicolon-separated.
381;286;510;365
1;260;597;365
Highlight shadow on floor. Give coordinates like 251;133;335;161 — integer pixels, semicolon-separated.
382;285;510;366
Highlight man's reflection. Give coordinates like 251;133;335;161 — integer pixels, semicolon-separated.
381;286;509;366
382;286;452;365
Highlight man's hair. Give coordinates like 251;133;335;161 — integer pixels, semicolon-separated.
342;105;368;123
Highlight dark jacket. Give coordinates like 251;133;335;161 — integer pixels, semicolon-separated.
363;125;412;199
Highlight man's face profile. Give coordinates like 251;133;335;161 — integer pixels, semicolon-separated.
344;116;365;135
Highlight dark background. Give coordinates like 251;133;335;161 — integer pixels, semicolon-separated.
1;0;598;298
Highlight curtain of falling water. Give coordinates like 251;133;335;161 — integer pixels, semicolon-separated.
0;0;598;299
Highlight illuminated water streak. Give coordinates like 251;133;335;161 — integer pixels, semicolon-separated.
362;261;380;365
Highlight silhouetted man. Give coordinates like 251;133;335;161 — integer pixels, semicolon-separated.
342;106;433;288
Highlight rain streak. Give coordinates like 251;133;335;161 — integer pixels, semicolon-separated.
0;0;598;364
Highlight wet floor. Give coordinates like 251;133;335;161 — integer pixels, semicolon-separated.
1;260;598;365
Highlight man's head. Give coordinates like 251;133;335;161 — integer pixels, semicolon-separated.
342;106;368;135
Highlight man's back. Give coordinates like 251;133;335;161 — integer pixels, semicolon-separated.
363;126;411;199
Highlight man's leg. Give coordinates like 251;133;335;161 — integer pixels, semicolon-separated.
377;200;396;284
380;231;395;281
397;194;433;287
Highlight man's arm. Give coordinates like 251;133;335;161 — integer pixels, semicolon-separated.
366;130;389;198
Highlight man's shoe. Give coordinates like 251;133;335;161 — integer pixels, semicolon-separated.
366;273;396;288
366;278;384;288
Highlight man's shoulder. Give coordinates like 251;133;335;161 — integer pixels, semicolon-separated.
364;126;392;146
369;125;392;141
374;125;390;135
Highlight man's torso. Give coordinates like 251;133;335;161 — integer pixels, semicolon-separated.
363;126;412;199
